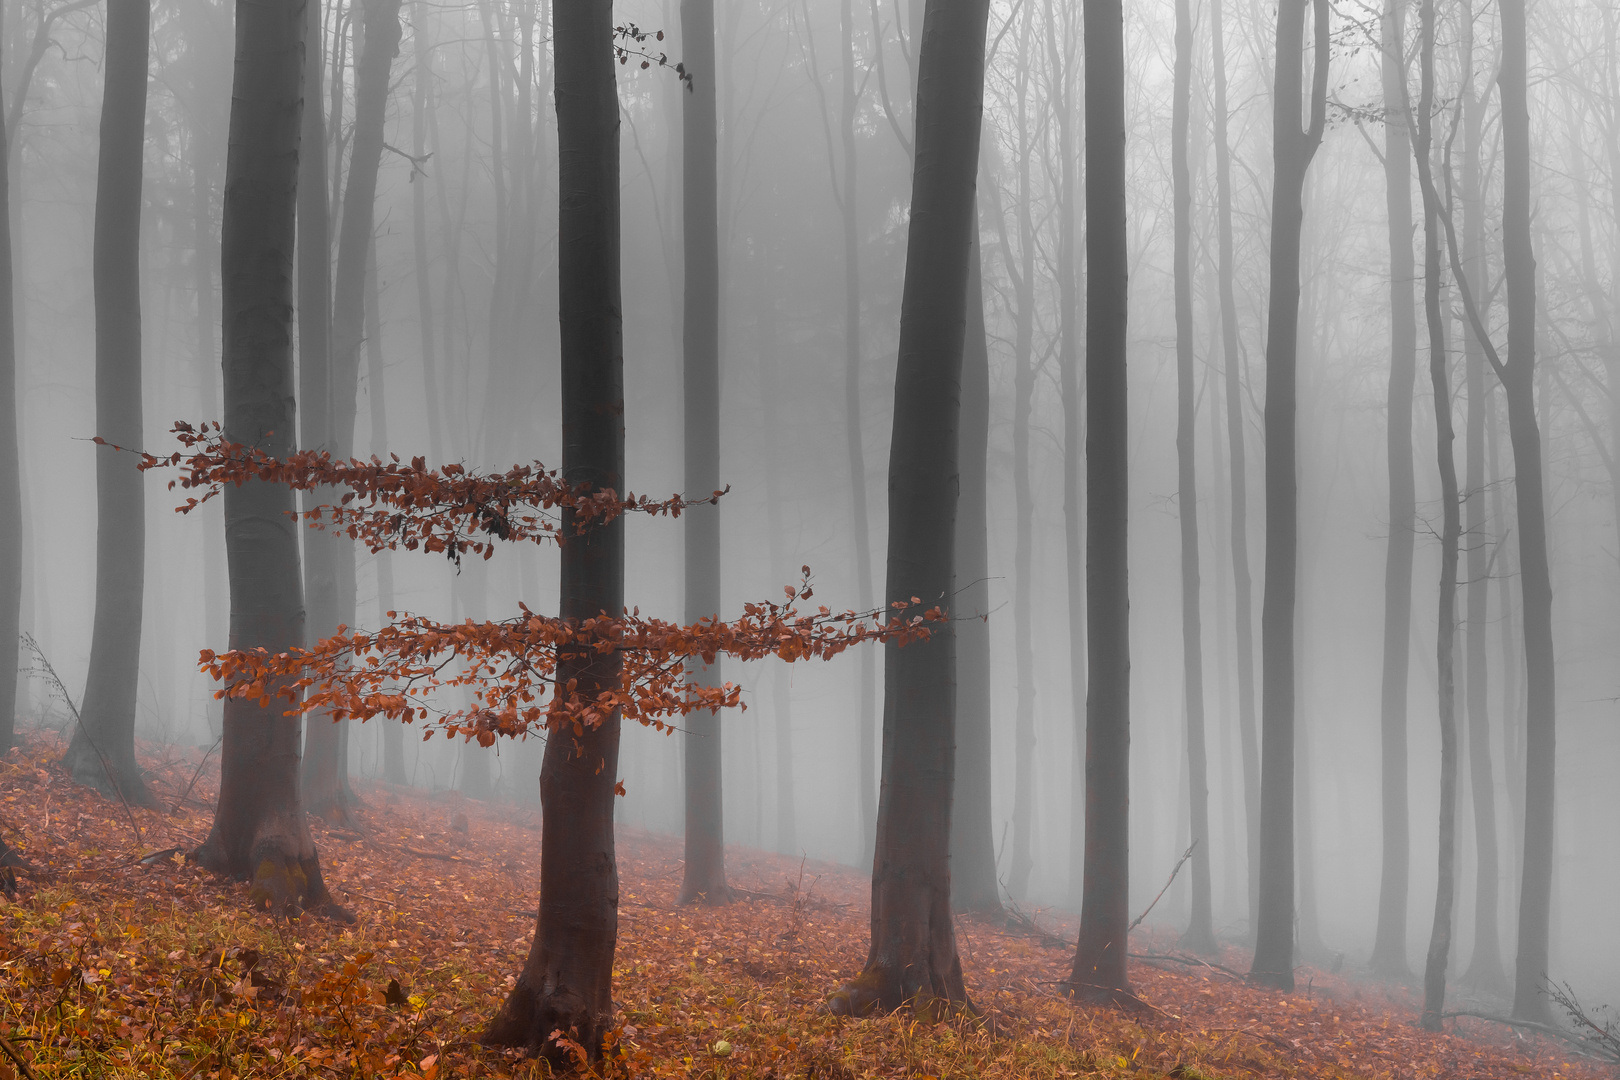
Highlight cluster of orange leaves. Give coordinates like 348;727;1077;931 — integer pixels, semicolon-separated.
127;423;945;744
0;731;1609;1080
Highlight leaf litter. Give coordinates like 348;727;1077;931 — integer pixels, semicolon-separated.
0;730;1606;1079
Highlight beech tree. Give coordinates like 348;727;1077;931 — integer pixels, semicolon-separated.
1251;0;1328;992
827;0;989;1016
63;0;152;805
0;1;20;755
1070;0;1131;999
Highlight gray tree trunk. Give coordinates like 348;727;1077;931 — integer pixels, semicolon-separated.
66;0;153;806
0;2;23;754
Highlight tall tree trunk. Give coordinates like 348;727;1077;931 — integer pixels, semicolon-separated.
366;239;405;785
1210;0;1259;938
195;0;345;920
306;0;404;817
1250;0;1327;992
190;114;227;745
1173;0;1215;956
1498;0;1555;1023
480;0;625;1058
0;4;21;754
1410;0;1460;1023
678;0;728;907
65;0;153;805
1006;2;1037;901
1070;0;1132;1000
1459;0;1505;992
951;215;999;914
1371;0;1417;979
826;0;988;1017
840;0;878;865
757;291;797;855
410;1;442;465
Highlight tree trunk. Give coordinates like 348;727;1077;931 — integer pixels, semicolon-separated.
839;0;878;866
1499;0;1554;1022
195;0;345;920
1070;0;1132;1000
1210;0;1259;938
679;0;728;907
1410;0;1460;1023
1458;0;1505;992
479;0;625;1058
757;291;797;855
65;0;153;805
410;1;443;465
0;4;21;755
306;0;403;818
1370;0;1417;980
1172;0;1214;956
826;0;988;1018
1250;0;1327;992
365;239;405;786
951;214;999;914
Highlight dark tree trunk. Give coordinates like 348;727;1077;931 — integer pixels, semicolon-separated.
195;0;345;919
679;0;728;907
1172;0;1214;956
1070;0;1132;1000
840;0;878;863
1371;0;1417;980
1409;0;1460;1024
0;5;21;755
479;0;624;1059
1250;0;1327;992
1499;0;1555;1023
951;215;999;914
65;0;153;806
1458;0;1505;992
826;0;988;1018
365;240;405;786
1210;0;1259;938
305;0;403;819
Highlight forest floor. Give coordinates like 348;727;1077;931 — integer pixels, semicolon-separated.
0;728;1612;1080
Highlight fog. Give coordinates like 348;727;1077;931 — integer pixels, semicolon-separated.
7;0;1618;1012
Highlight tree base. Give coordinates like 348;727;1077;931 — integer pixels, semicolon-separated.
677;880;732;906
1179;923;1220;957
481;971;613;1065
1461;956;1510;998
826;959;974;1019
194;832;353;923
1248;966;1294;991
61;733;158;809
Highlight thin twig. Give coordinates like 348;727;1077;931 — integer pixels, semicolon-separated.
173;736;221;814
1128;841;1198;933
0;1030;39;1080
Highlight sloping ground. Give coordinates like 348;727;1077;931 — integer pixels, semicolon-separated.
0;728;1605;1079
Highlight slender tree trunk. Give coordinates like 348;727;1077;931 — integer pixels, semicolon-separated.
305;0;403;817
678;0;728;907
840;0;878;865
757;292;797;855
480;0;624;1058
1498;0;1555;1022
1173;0;1215;955
1410;0;1460;1023
1211;0;1259;938
1459;0;1505;991
1070;0;1132;1000
1371;0;1417;979
0;4;22;754
195;0;346;919
951;215;999;914
66;0;153;805
1250;0;1327;991
826;0;988;1017
190;119;227;745
366;239;405;785
410;2;443;465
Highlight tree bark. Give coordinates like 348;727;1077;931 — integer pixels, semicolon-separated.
409;1;443;466
65;0;153;806
1370;0;1417;981
1210;0;1259;938
1498;0;1555;1023
479;0;625;1059
1172;0;1214;956
365;239;405;785
1250;0;1327;992
951;214;999;914
0;3;22;755
195;0;345;920
679;0;728;907
1409;0;1460;1023
826;0;987;1018
1070;0;1132;1000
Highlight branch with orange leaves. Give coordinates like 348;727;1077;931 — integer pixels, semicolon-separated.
112;421;724;565
202;573;945;746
